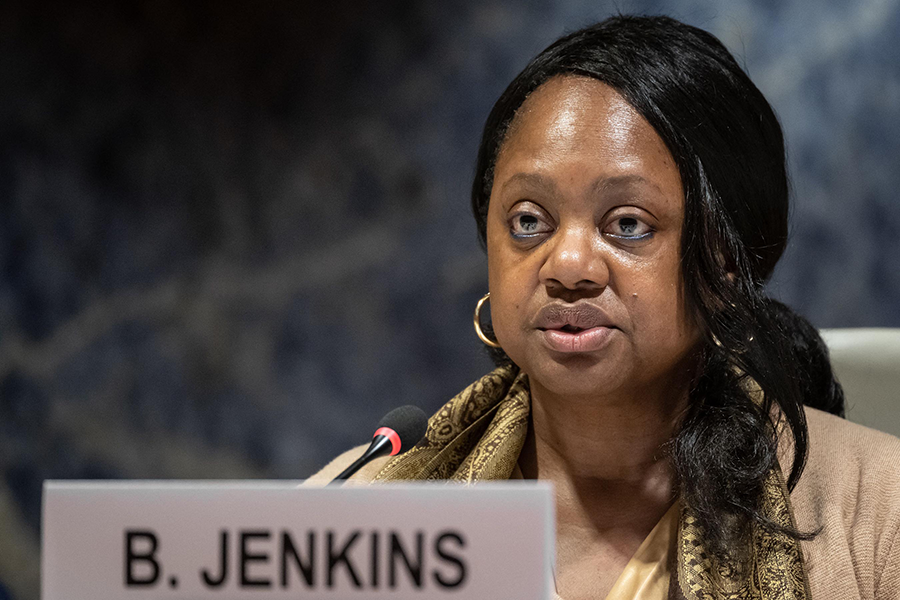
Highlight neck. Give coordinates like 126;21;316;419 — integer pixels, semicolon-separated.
519;368;694;530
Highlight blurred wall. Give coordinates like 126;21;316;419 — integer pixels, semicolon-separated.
2;1;899;598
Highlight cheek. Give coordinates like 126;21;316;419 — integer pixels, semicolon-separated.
487;249;538;354
628;256;696;341
488;257;526;344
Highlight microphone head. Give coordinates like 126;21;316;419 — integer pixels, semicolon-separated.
376;405;428;455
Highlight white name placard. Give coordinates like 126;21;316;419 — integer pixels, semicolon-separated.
42;481;554;600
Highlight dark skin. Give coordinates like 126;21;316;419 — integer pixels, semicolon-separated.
486;76;703;599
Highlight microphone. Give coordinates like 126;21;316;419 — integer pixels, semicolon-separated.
331;405;428;483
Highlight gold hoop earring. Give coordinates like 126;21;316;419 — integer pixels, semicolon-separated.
473;293;502;348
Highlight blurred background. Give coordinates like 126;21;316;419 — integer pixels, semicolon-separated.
2;0;899;598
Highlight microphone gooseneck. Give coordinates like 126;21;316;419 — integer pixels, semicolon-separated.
331;405;428;483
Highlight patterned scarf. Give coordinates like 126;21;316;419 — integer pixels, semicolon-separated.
374;365;811;600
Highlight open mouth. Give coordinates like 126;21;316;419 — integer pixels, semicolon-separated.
533;303;615;352
539;324;614;353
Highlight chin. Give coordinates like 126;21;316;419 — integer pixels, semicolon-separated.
520;351;631;398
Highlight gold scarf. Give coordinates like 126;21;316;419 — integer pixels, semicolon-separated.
374;365;811;600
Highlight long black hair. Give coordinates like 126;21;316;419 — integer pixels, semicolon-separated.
471;15;845;561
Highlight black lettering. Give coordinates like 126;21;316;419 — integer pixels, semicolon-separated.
125;530;160;586
432;531;467;588
240;530;272;588
370;531;380;589
389;531;423;588
201;530;229;588
280;531;315;588
327;531;362;588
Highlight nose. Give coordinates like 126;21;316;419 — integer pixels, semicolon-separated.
538;224;608;298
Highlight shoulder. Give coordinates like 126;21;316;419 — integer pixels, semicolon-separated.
790;407;900;598
795;406;900;521
302;445;393;487
800;406;900;492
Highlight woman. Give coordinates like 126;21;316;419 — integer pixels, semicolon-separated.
311;15;900;600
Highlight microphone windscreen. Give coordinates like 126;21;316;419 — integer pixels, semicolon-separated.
376;405;428;454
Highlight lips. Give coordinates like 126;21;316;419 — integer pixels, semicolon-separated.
533;303;617;353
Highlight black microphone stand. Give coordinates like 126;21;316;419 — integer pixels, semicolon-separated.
330;434;394;482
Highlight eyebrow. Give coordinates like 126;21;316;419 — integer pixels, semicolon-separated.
592;174;662;195
499;172;662;196
498;172;558;195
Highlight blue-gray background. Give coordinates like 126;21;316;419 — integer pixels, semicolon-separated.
2;0;899;598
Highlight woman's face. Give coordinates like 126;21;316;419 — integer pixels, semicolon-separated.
487;75;701;399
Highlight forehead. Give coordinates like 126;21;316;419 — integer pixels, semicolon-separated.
494;75;682;206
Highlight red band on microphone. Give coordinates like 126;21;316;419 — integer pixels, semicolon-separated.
374;427;402;456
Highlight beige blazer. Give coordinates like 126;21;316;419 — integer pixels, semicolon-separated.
308;407;900;599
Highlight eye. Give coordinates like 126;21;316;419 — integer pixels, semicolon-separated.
509;212;553;238
604;216;653;240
